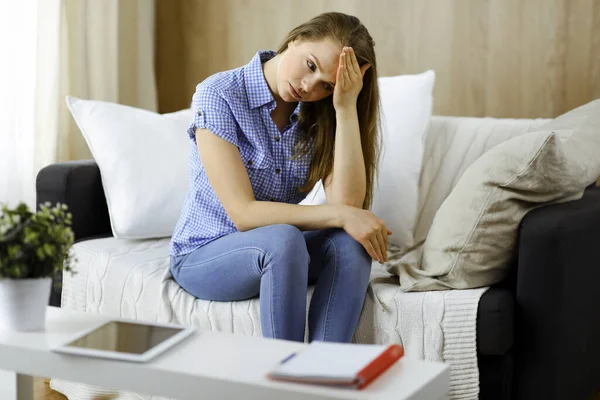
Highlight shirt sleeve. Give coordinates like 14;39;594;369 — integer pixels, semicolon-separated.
187;84;239;148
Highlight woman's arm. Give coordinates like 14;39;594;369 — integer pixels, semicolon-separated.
196;127;390;262
197;127;343;232
324;107;366;208
324;47;371;208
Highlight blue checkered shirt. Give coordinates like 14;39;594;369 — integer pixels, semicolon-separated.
170;51;312;257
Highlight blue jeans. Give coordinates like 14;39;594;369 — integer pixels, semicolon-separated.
170;224;372;343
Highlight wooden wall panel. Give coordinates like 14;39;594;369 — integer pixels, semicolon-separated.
156;0;600;118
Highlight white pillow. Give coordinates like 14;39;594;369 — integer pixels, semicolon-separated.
301;70;436;248
66;96;192;239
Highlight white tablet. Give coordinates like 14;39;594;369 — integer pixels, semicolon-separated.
52;319;195;363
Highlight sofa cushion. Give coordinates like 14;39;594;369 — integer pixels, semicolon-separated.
415;116;551;246
392;100;600;291
65;96;192;240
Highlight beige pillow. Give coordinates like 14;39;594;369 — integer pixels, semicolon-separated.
390;100;600;291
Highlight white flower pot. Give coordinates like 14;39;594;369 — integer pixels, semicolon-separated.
0;277;52;331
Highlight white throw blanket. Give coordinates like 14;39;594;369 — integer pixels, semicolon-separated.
51;237;487;399
354;273;487;400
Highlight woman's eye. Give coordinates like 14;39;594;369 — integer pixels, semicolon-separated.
307;60;316;72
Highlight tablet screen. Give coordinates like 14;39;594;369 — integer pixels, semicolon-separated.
65;321;184;355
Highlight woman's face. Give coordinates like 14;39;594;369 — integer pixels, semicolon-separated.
277;38;342;103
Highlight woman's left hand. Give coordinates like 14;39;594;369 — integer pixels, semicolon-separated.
332;47;371;112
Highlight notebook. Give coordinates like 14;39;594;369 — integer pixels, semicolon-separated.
267;341;404;390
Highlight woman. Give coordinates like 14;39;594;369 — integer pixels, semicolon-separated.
169;12;391;343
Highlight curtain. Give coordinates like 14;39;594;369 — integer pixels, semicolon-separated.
0;0;157;209
0;1;39;209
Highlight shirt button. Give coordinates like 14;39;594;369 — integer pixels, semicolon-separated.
275;168;281;174
197;110;202;116
247;160;253;166
275;136;280;142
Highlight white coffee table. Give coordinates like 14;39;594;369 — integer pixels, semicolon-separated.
0;306;449;400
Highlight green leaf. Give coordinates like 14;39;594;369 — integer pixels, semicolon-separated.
0;202;76;279
43;243;55;257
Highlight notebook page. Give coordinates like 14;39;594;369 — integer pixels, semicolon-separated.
273;341;388;379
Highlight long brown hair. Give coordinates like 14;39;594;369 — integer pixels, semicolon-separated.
277;12;380;210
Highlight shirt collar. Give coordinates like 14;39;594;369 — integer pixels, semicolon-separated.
291;102;301;122
245;50;302;121
244;51;276;109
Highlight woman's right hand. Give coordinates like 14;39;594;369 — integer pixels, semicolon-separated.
339;206;392;263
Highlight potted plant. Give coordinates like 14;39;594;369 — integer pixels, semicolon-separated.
0;202;76;331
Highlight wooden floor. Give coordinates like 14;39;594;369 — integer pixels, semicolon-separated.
33;378;66;400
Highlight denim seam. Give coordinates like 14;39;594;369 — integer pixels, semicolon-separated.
322;236;339;341
264;252;277;339
177;246;268;272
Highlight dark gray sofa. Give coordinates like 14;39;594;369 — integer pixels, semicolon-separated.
36;159;600;400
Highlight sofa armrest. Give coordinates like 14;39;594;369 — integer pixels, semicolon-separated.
515;185;600;400
36;160;112;241
36;160;112;242
36;160;112;307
